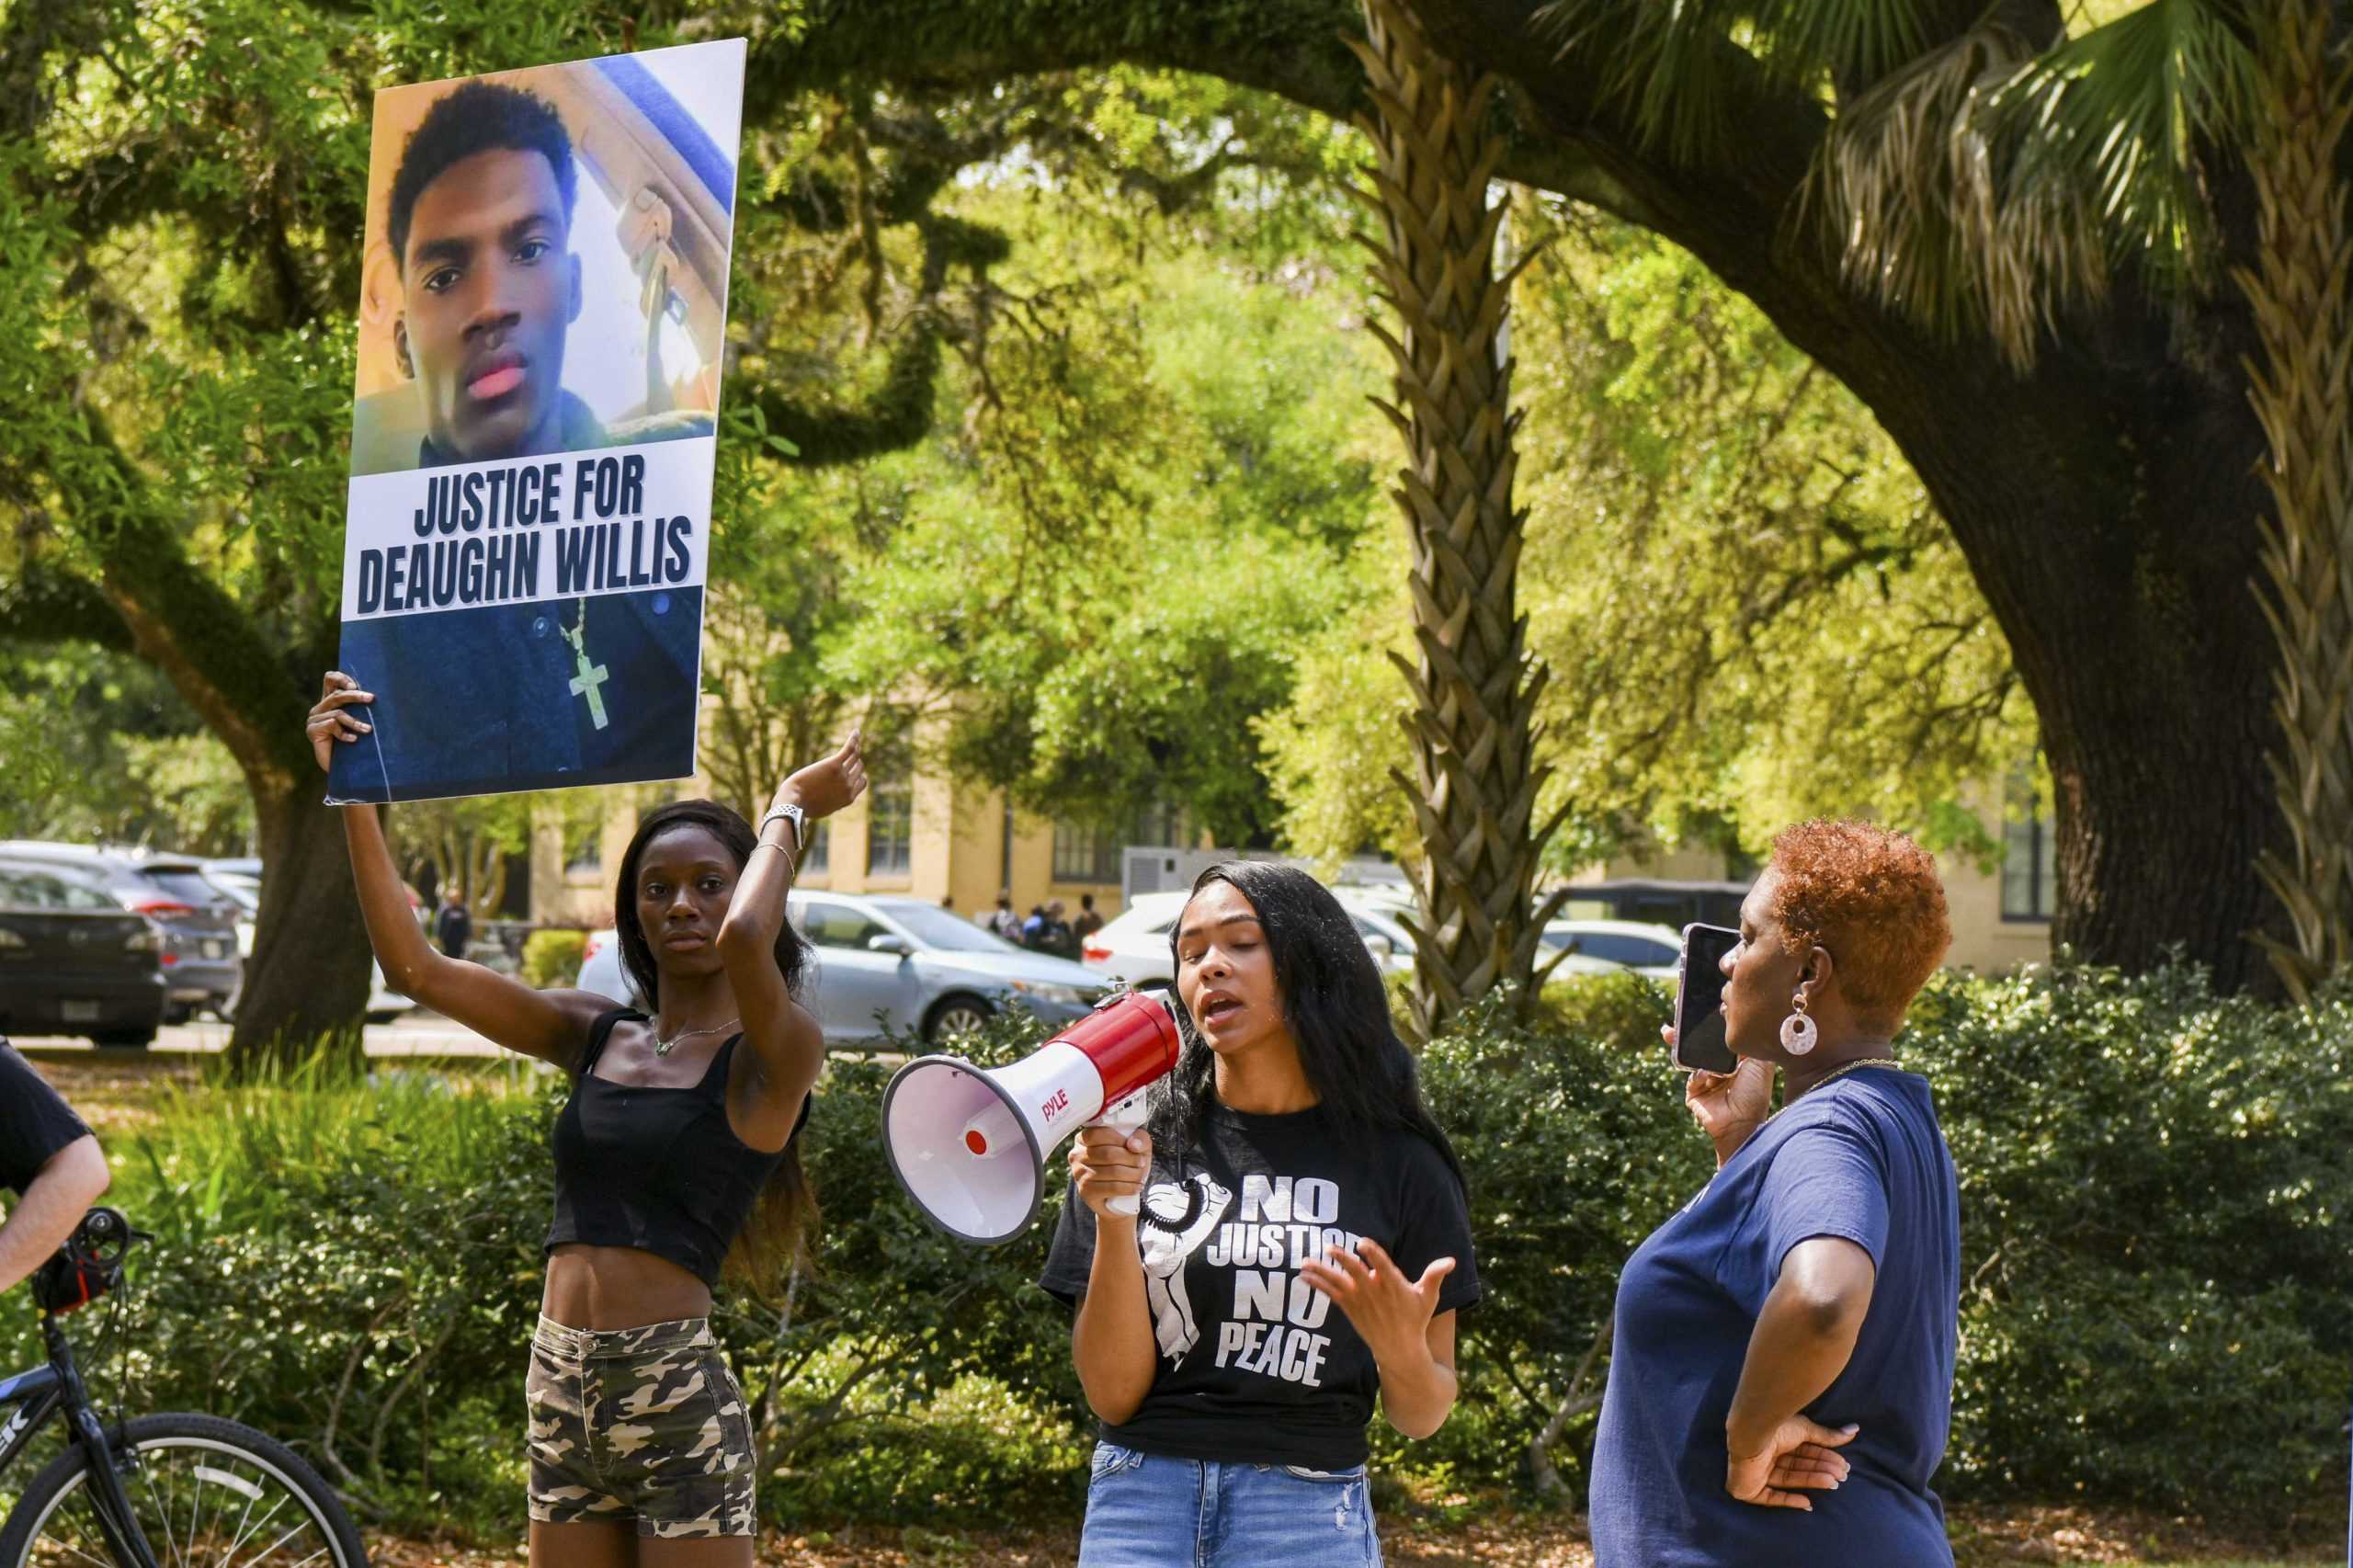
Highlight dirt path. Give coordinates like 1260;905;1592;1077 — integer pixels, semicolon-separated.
365;1504;2336;1567
365;1518;1584;1568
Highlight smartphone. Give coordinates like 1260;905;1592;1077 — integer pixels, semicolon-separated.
1671;923;1741;1075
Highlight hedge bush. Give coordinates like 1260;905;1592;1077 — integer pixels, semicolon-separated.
1915;964;2353;1516
1409;965;2353;1525
519;928;588;990
7;965;2342;1535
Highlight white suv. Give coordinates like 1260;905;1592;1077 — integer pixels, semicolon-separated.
1078;892;1190;985
1082;887;1416;983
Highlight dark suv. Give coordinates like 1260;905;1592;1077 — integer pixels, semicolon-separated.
0;843;243;1023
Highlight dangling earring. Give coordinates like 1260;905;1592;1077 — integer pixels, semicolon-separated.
1779;988;1818;1056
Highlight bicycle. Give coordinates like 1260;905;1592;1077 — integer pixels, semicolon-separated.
0;1207;369;1567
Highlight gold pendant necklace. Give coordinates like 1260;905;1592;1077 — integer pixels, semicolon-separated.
1797;1057;1902;1099
653;1017;738;1057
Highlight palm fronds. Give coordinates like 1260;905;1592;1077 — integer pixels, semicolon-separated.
1992;0;2256;290
1536;0;1746;165
1536;0;1946;165
1539;0;2257;365
1799;22;2073;369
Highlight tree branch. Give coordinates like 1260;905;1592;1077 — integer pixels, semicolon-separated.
761;2;1665;223
0;562;134;651
55;406;314;791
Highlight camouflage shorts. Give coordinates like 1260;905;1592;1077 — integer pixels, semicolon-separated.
526;1313;756;1539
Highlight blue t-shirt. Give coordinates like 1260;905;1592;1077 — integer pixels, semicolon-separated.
1588;1067;1959;1568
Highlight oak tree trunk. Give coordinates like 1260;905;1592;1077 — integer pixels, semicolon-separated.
225;783;369;1074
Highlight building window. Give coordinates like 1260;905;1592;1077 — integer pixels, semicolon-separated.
2001;777;2056;923
563;827;602;881
801;820;830;877
1131;801;1193;848
866;781;913;878
1053;823;1122;884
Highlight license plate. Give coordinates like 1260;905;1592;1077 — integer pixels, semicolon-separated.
60;1001;101;1023
200;940;226;960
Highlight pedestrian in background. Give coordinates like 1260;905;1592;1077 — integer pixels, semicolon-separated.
989;895;1024;941
435;885;472;960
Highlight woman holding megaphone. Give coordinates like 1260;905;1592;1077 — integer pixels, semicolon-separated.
309;671;865;1565
1040;862;1478;1567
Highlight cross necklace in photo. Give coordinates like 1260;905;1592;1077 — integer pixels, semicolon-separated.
563;597;611;731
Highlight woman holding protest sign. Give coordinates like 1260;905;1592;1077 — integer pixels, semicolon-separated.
310;670;863;1565
1040;861;1479;1567
1590;818;1961;1568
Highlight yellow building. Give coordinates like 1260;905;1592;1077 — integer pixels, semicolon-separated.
537;778;2052;971
527;689;2053;979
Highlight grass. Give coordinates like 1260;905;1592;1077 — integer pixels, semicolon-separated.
27;1050;551;1219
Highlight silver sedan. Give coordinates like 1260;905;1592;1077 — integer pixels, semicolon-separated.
576;892;1107;1044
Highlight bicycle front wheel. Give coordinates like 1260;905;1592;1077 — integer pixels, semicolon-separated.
0;1412;368;1568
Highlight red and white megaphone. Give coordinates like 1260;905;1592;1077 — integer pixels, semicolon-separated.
882;987;1185;1245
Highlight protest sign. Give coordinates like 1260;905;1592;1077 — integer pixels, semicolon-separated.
328;40;743;803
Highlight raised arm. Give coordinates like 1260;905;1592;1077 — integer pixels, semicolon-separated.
715;733;867;1146
310;673;607;1065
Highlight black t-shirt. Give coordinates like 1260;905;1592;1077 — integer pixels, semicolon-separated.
1040;1098;1480;1470
0;1040;91;1195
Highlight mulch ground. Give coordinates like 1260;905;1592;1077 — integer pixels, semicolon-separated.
22;1051;202;1137
364;1504;2338;1566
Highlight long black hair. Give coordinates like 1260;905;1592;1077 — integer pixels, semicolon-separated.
612;799;816;1288
1148;861;1463;1188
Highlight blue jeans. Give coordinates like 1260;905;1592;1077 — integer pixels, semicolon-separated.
1077;1440;1383;1567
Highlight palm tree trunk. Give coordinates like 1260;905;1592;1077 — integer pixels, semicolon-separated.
2240;0;2353;1004
1351;0;1566;1039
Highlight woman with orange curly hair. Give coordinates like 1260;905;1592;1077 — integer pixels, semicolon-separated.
1587;819;1961;1568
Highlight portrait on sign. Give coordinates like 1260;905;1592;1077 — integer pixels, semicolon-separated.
328;41;743;805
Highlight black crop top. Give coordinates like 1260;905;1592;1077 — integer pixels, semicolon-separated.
546;1007;807;1288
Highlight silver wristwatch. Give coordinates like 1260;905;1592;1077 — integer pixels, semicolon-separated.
758;802;806;852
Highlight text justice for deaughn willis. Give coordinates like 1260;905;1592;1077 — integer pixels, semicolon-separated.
349;451;699;616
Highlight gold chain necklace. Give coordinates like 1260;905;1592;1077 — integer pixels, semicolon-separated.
1792;1056;1902;1102
653;1017;739;1057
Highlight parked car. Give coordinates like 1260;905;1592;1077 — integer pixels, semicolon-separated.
1077;891;1190;984
0;857;166;1048
577;893;1109;1044
1539;918;1684;980
0;842;241;1023
202;866;414;1023
1082;886;1416;984
1331;891;1420;976
574;926;638;1009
